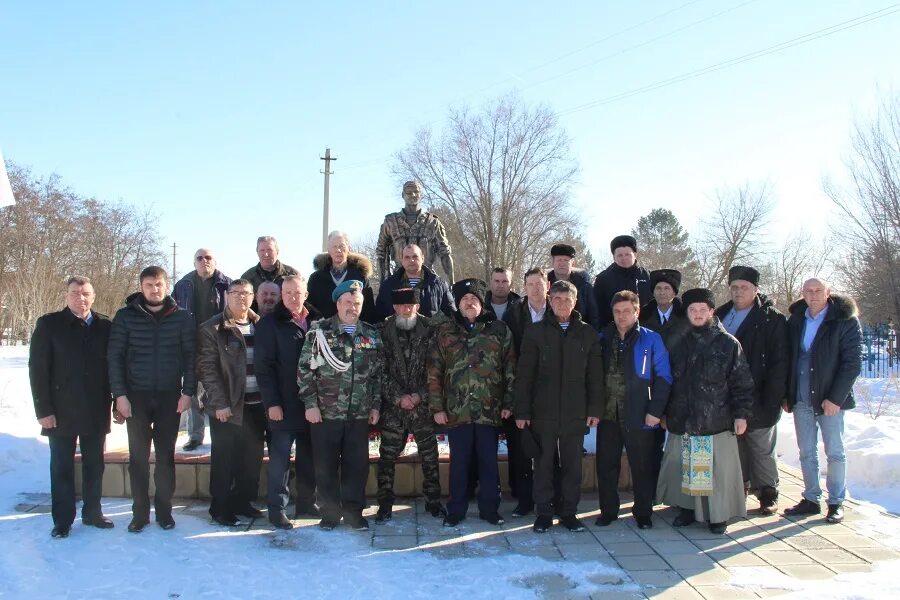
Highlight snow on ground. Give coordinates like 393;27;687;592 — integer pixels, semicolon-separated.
776;377;900;516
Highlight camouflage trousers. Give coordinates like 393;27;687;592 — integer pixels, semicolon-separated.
377;403;441;504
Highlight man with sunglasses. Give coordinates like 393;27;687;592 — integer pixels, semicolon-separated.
172;248;232;451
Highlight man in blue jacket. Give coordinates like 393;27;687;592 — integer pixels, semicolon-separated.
171;247;231;451
595;290;672;529
108;266;196;533
375;243;454;321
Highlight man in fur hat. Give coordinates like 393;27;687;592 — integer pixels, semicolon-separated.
593;235;652;330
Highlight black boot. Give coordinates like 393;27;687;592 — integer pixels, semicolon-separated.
375;502;393;523
672;508;695;527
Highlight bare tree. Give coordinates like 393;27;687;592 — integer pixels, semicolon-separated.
695;182;774;298
393;93;582;282
826;93;900;323
767;230;834;312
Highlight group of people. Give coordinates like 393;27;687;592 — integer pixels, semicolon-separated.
29;225;862;541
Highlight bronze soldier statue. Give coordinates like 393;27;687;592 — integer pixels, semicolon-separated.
376;180;454;282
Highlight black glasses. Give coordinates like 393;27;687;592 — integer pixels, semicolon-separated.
195;255;214;262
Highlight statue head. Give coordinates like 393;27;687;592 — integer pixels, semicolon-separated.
402;180;422;211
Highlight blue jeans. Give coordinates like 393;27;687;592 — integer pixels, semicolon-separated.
793;398;846;504
447;423;500;517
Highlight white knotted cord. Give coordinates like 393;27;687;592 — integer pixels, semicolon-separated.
311;328;351;372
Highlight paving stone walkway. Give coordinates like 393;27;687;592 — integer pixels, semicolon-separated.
15;464;900;599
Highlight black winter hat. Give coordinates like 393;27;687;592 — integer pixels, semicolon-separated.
452;278;487;307
550;243;576;258
681;288;716;309
650;269;682;294
727;265;760;287
391;287;421;305
610;235;638;254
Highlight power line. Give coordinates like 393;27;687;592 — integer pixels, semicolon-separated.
559;4;900;116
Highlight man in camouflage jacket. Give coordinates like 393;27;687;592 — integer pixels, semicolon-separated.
375;288;445;522
429;278;515;527
297;280;383;531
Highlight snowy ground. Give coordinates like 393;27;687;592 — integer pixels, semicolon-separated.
2;345;900;599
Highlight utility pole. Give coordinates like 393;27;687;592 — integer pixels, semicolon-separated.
320;147;336;251
171;243;177;280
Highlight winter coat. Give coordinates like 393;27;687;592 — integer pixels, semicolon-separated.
297;316;383;421
503;297;550;354
548;269;599;330
374;265;455;321
786;294;862;414
428;311;515;427
665;319;754;436
639;297;690;354
171;270;231;324
593;263;652;330
715;295;790;429
108;293;196;398
484;290;521;320
195;308;260;426
240;260;299;291
380;314;435;409
29;308;113;437
251;301;320;431
598;322;673;431
513;310;604;424
306;252;378;323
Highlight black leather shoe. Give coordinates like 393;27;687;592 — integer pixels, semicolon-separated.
51;524;71;538
182;439;202;451
594;514;618;527
344;515;369;531
533;515;553;533
318;518;339;531
127;517;149;533
635;516;653;530
479;512;505;526
426;501;447;519
211;513;242;527
294;504;320;518
785;499;821;517
511;503;534;518
560;515;586;532
234;504;264;519
759;486;779;515
709;521;727;534
157;515;176;530
375;503;392;523
82;515;114;529
825;504;844;524
269;512;293;530
673;509;696;528
443;513;465;527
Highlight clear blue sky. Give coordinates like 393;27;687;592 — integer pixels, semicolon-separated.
1;1;898;281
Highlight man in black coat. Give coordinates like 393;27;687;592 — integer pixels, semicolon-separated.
30;276;115;538
593;235;652;330
374;243;454;321
715;266;789;514
108;266;196;533
547;243;599;330
514;280;604;533
640;269;690;351
255;275;321;529
307;230;378;323
657;288;754;535
783;279;862;524
485;267;520;321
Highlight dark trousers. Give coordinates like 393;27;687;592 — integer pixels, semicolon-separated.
447;423;500;517
267;426;317;513
208;402;266;516
503;417;533;508
596;420;659;519
48;433;105;526
310;418;370;521
126;391;181;521
532;421;584;517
